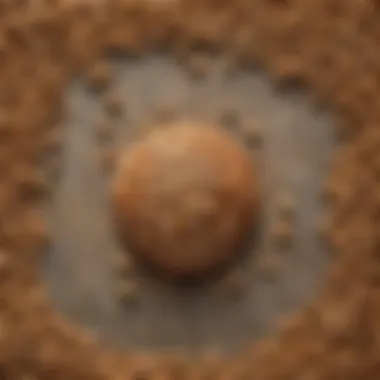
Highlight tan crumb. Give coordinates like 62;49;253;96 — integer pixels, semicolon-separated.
186;54;211;80
136;120;162;139
221;56;239;78
242;120;263;147
103;91;124;117
277;314;305;337
118;279;140;306
112;250;136;276
276;193;296;219
19;208;50;252
97;120;115;142
219;107;240;130
258;254;280;281
79;329;99;346
12;165;52;199
42;128;63;155
86;60;112;93
53;316;78;340
322;178;343;204
215;269;247;298
151;103;178;123
268;57;303;87
271;219;294;248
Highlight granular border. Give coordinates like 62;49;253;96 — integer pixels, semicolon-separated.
0;0;380;379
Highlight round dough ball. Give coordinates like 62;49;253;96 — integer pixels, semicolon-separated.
111;121;260;280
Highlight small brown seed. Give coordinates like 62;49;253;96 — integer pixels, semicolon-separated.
152;104;178;123
276;193;295;219
272;219;294;248
216;269;246;298
242;120;263;147
112;250;136;276
222;56;239;78
54;317;78;340
186;54;210;80
258;254;280;281
322;179;344;204
43;128;63;156
97;121;114;142
15;208;50;253
269;57;303;88
136;121;158;139
86;60;112;93
13;166;52;199
79;329;98;346
219;107;240;130
103;92;123;117
118;280;139;306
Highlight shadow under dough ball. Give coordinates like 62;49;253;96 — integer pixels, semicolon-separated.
110;122;260;282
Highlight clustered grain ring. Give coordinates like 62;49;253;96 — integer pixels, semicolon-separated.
0;0;379;379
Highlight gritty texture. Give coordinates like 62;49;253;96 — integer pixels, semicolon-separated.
1;0;380;380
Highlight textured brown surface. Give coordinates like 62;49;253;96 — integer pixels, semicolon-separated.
111;123;259;279
1;0;380;379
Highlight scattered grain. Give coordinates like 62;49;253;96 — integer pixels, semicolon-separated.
242;120;263;147
152;104;178;123
215;269;247;298
272;219;294;248
103;91;124;117
112;250;136;277
186;54;211;80
258;254;280;281
97;120;115;143
86;60;112;93
118;279;140;306
276;193;296;219
219;107;240;130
